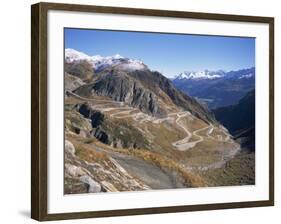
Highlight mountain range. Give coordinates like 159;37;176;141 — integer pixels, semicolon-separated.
64;48;254;194
172;68;255;109
65;48;215;123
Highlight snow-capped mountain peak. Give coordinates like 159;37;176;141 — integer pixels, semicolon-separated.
112;54;123;59
65;48;94;62
238;73;254;79
173;68;255;81
65;48;147;72
174;70;225;80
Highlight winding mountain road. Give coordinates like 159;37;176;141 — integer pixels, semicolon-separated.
68;91;236;153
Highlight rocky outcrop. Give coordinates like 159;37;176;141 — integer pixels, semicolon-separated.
79;175;102;193
101;181;118;192
91;72;159;115
65;140;76;156
64;139;150;194
77;103;104;128
65;73;85;92
74;102;149;149
65;163;86;178
64;110;92;137
74;71;163;116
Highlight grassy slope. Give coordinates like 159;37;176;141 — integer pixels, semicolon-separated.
65;94;254;190
202;151;255;186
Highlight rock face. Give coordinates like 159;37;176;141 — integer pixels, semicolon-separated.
91;128;110;145
77;103;104;128
65;73;85;92
79;175;102;193
64;108;92;137
129;70;216;123
65;60;94;80
75;103;149;149
101;181;118;192
65;163;85;177
65;140;76;156
93;72;159;115
74;71;161;116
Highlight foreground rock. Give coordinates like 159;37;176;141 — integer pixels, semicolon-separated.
80;175;102;193
64;138;150;194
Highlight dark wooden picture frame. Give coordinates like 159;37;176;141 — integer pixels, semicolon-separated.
31;2;274;221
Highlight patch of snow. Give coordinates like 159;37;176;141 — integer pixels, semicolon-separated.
175;70;225;80
116;59;147;71
112;54;123;59
238;73;254;79
65;48;147;72
65;48;93;62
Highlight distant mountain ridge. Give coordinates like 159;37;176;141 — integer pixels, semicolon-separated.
173;68;254;81
172;67;255;109
174;70;226;80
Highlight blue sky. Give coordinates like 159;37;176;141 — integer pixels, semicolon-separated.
65;28;255;78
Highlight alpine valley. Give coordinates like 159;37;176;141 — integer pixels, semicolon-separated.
172;68;255;109
64;49;255;194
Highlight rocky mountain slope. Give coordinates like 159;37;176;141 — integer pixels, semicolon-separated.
64;49;252;194
66;48;216;123
213;90;255;151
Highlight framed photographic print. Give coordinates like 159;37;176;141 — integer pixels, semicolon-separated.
31;2;274;221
